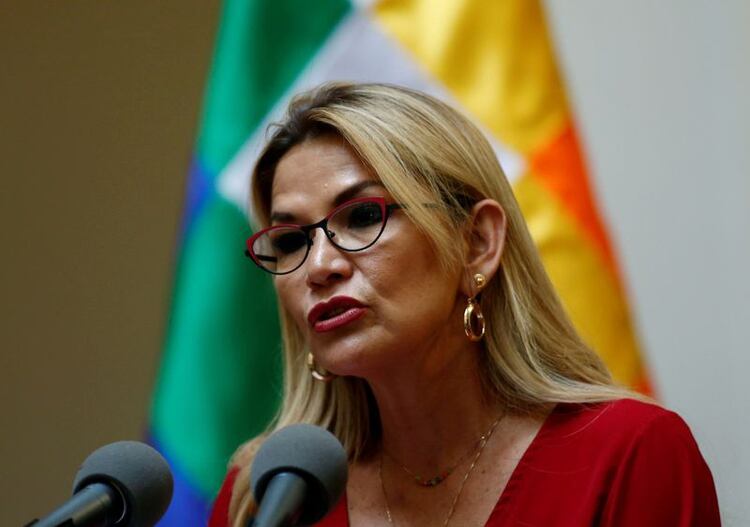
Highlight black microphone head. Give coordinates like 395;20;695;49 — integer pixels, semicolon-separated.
73;441;173;527
251;424;348;524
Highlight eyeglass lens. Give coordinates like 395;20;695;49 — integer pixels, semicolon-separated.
251;200;387;274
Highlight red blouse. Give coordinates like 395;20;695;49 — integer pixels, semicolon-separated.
209;399;720;526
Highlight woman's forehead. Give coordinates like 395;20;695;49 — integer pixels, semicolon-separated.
270;137;383;213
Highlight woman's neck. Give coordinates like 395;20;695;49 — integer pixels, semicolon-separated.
366;339;504;472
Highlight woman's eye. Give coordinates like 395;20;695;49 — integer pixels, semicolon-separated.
271;231;307;254
346;203;383;228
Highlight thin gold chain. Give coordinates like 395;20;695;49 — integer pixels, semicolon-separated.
383;430;487;487
379;411;506;526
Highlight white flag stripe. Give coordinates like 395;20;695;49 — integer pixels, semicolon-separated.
348;0;379;11
218;8;524;214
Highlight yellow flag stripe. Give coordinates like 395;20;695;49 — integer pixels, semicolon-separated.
514;174;647;388
373;0;615;272
373;0;569;154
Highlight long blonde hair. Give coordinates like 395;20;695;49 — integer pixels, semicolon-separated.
228;82;639;524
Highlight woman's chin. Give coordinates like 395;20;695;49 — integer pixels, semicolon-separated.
312;340;391;380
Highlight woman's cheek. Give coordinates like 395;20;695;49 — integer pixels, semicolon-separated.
274;279;304;329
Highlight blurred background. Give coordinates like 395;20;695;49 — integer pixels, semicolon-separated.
1;1;748;526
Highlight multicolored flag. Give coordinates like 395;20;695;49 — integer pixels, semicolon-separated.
150;0;651;524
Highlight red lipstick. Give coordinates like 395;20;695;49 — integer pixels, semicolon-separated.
308;296;366;333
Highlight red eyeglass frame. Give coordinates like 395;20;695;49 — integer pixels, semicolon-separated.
244;196;403;275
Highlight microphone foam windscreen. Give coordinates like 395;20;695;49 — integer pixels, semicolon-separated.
73;440;173;527
251;424;348;523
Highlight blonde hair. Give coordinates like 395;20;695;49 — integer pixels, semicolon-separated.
228;82;640;525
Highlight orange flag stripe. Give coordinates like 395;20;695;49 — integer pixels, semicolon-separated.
529;124;621;281
514;174;649;389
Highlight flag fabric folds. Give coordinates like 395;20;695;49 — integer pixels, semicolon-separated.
150;0;651;524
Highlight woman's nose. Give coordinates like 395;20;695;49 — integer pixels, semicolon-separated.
304;230;352;287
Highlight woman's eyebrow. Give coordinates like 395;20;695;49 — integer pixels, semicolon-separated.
270;181;386;222
269;211;295;223
332;180;385;206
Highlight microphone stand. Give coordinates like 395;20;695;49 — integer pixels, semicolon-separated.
248;473;308;527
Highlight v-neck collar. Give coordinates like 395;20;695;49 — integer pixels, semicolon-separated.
338;404;560;527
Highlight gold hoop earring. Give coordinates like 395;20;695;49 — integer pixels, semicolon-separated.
463;297;485;341
464;272;487;341
307;352;336;382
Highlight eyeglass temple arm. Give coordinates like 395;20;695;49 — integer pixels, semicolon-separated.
244;249;278;263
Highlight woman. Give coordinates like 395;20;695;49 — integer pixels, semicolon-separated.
209;83;719;526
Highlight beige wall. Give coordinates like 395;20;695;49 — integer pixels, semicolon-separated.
545;1;750;522
0;2;219;524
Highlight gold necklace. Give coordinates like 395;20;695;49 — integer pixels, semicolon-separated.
379;411;506;526
383;437;481;487
383;413;504;487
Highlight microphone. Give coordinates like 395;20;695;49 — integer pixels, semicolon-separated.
250;424;348;527
28;440;173;527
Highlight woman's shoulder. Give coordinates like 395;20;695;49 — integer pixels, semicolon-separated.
546;397;690;444
535;397;715;487
208;436;269;527
508;398;720;525
529;397;711;475
209;465;241;527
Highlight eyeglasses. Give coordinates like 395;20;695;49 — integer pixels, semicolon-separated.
245;197;403;275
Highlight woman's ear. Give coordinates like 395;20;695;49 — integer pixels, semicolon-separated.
462;199;506;296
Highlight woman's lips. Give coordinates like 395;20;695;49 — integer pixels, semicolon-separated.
312;307;366;333
308;296;366;333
